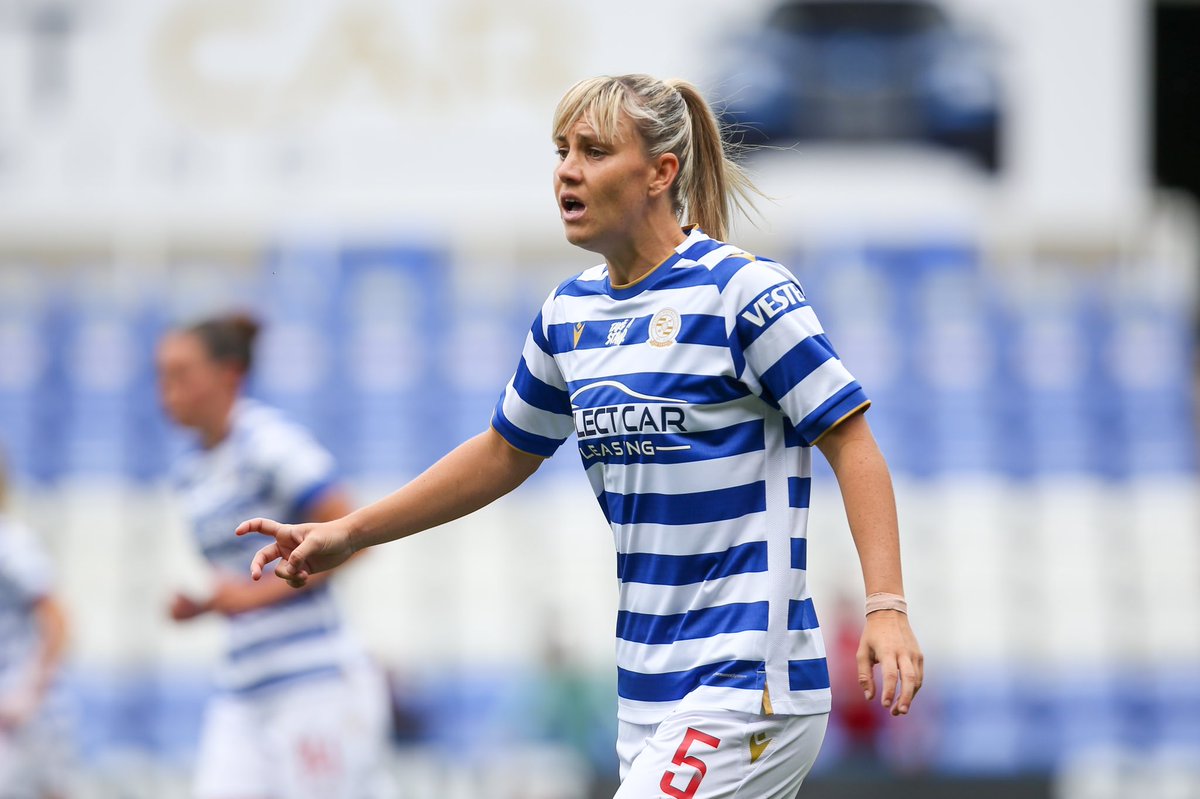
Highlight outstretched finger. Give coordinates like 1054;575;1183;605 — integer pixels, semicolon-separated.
250;542;282;580
236;517;283;537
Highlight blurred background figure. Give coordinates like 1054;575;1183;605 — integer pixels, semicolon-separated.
0;448;72;799
157;314;392;799
0;0;1198;796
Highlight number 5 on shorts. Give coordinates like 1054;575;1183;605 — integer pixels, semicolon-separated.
659;727;722;799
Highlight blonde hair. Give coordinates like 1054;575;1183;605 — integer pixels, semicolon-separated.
552;74;760;241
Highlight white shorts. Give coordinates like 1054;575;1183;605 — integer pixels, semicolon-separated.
193;662;392;799
615;709;828;799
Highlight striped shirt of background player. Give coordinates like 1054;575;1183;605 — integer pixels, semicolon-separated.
174;400;355;694
493;228;869;724
0;515;53;695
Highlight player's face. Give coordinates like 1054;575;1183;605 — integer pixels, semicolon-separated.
155;332;235;430
553;114;661;254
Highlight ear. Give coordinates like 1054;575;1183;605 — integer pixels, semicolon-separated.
647;152;680;199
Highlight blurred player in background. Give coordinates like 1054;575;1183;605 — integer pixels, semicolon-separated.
240;74;922;797
157;314;391;799
0;450;70;799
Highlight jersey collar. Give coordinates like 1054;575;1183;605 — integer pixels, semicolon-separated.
605;227;709;300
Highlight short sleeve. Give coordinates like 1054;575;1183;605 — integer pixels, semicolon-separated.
491;293;575;457
0;523;54;604
724;259;869;445
250;418;338;520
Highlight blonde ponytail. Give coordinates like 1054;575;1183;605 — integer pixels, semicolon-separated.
664;79;759;241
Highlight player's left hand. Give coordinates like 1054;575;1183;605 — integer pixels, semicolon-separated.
857;610;923;716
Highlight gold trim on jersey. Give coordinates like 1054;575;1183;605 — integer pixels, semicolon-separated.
810;400;872;446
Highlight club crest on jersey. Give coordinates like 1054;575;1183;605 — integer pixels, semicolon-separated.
648;307;680;348
606;318;634;346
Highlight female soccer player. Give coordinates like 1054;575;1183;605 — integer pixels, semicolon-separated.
240;74;923;796
157;314;390;799
0;450;70;799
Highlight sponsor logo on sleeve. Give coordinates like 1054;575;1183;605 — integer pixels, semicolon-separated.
740;282;805;328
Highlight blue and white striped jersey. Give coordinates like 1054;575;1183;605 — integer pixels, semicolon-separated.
493;228;869;723
0;514;53;694
174;399;357;695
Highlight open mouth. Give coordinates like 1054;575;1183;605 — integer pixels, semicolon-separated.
561;196;586;221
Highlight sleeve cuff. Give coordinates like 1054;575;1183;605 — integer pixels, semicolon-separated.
490;408;564;459
800;385;870;446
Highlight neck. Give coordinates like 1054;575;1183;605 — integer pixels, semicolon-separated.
200;422;230;450
605;222;689;287
199;397;238;449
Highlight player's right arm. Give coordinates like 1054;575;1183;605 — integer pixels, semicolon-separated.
238;426;542;586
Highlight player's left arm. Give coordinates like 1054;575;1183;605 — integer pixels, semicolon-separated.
816;411;924;716
200;488;357;617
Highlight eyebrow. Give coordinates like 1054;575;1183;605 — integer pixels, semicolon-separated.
554;130;603;146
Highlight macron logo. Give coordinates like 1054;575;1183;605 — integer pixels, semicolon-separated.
740;282;805;328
